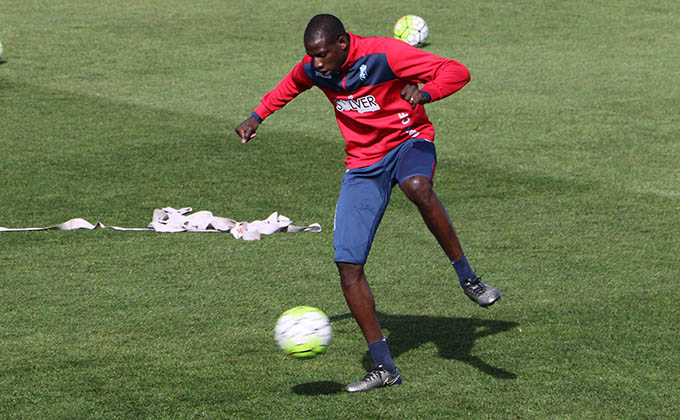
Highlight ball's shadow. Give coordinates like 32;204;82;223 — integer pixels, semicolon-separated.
292;312;518;395
291;380;345;396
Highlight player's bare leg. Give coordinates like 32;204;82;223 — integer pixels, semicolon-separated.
337;262;401;392
399;175;464;261
400;175;500;307
336;262;383;343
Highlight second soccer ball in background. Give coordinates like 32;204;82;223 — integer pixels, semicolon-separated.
393;15;429;47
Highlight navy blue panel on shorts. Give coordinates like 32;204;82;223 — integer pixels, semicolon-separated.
396;139;437;184
334;139;437;264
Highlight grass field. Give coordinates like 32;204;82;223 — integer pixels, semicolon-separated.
1;0;679;418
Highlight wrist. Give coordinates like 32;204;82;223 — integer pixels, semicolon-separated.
250;111;263;124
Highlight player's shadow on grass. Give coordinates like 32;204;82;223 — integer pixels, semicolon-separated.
357;312;519;379
292;312;517;395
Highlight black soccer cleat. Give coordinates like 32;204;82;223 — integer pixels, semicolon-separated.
345;365;402;393
462;276;500;307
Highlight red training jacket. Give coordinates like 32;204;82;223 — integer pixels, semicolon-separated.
252;32;470;169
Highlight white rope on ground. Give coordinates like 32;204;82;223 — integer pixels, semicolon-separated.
0;207;322;241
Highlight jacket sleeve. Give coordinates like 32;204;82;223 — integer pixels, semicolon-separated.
252;60;314;122
385;40;470;102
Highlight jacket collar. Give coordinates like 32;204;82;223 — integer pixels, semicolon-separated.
340;32;358;72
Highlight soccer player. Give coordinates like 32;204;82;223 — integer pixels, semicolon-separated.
235;14;500;392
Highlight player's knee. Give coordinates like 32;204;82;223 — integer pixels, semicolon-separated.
400;175;433;204
336;262;363;289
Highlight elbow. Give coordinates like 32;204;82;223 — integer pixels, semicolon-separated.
460;64;471;86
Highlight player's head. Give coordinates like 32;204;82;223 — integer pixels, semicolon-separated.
304;14;346;45
304;14;349;76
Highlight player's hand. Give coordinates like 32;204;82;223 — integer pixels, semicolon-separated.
400;84;427;110
235;116;260;144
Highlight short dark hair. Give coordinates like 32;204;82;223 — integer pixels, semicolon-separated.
304;14;346;45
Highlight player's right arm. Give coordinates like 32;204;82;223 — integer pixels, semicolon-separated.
235;60;314;143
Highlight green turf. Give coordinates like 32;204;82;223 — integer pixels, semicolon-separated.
1;0;678;418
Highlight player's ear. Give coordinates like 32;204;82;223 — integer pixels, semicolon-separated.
337;33;349;51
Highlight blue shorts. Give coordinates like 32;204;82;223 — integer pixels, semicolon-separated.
334;139;437;264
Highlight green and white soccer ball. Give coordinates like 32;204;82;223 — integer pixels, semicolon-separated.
274;306;332;358
0;41;3;59
394;15;429;47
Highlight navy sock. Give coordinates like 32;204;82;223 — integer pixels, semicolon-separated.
451;254;476;287
368;338;397;374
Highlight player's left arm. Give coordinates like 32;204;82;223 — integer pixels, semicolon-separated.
388;40;470;108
